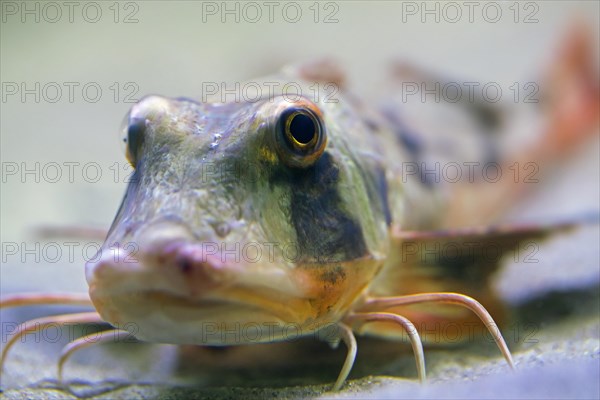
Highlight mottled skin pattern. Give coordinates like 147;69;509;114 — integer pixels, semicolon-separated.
86;75;418;345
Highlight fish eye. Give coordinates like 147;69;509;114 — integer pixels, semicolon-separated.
275;103;327;168
286;111;317;146
123;116;146;168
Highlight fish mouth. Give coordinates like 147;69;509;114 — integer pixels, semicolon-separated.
94;289;309;345
85;231;318;345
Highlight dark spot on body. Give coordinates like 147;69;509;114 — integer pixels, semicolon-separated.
382;109;423;158
320;266;346;285
364;118;381;132
398;130;423;156
269;152;368;263
357;161;392;227
382;109;436;188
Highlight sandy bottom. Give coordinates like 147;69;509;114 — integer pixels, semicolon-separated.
1;267;598;399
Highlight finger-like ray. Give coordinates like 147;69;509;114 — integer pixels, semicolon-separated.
346;311;426;382
0;311;105;375
360;292;515;369
0;293;93;309
58;329;133;383
332;323;357;391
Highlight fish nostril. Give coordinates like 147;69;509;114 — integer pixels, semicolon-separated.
176;256;194;274
157;241;230;287
211;221;231;238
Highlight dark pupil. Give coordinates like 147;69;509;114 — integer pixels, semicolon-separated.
289;113;315;144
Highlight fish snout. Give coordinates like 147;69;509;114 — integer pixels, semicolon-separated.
153;241;237;297
87;219;241;300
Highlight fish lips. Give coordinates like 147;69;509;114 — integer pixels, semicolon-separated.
85;235;314;345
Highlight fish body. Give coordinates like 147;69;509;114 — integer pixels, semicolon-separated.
85;68;522;346
87;76;392;345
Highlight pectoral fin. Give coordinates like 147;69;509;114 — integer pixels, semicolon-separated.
362;220;589;343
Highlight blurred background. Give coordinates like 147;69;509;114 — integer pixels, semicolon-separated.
1;1;598;398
